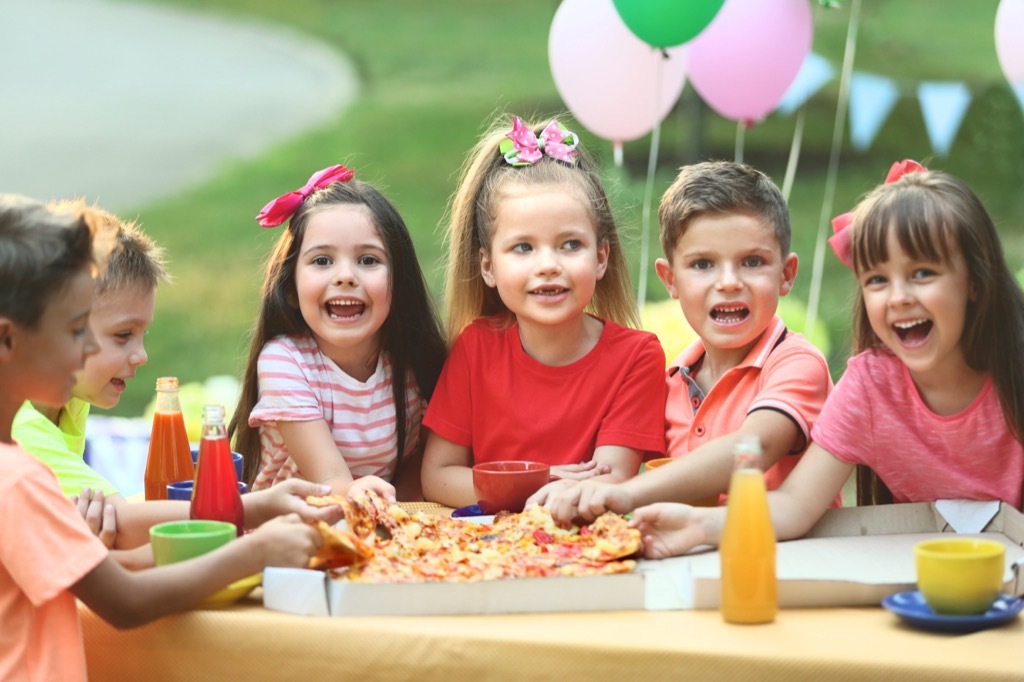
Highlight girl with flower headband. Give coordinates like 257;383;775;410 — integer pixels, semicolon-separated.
626;162;1024;559
228;166;446;500
420;115;666;509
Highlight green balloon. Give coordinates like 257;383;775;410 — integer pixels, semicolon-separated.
612;0;726;49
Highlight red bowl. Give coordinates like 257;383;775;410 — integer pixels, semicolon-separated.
472;461;551;514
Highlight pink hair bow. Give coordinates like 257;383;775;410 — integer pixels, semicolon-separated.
256;164;355;227
828;159;927;269
500;117;579;166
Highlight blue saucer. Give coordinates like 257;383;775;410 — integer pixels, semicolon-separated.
452;504;483;518
882;590;1024;634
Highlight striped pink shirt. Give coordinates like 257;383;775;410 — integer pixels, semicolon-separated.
249;334;424;491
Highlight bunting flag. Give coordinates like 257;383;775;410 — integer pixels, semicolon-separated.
777;52;835;115
917;82;972;156
848;72;900;151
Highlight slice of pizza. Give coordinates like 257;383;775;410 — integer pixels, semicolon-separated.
309;521;374;570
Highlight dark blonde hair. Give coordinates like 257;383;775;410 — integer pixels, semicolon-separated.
441;115;639;342
849;171;1024;506
50;199;169;296
658;160;791;261
229;180;447;485
0;195;109;328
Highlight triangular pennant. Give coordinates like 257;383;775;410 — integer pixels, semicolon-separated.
849;72;900;151
777;52;835;115
917;82;972;156
1011;82;1024;114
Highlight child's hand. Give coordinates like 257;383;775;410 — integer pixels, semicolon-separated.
531;480;633;526
348;475;396;503
247;514;323;568
245;479;346;528
71;487;117;549
629;503;708;559
550;461;611;481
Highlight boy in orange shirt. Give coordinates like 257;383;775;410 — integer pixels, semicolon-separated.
0;195;339;682
535;161;837;524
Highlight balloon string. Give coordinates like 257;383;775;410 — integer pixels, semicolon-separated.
637;52;664;308
734;121;745;164
806;0;861;336
782;109;806;203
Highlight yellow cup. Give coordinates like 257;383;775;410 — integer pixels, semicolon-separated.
914;538;1006;615
642;457;719;507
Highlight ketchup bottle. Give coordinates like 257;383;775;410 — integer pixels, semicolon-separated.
143;377;195;500
190;404;245;535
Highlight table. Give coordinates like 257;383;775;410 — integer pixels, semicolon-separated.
80;594;1024;681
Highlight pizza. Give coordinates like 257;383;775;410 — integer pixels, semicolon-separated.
305;490;640;583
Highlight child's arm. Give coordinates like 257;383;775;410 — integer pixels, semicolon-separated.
421;431;475;508
71;514;320;629
277;419;396;500
630;444;853;558
539;410;800;524
88;480;344;551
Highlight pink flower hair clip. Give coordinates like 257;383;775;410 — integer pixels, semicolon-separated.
499;117;579;166
829;159;927;270
255;164;355;227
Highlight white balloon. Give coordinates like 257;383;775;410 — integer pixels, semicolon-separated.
548;0;688;143
996;0;1024;84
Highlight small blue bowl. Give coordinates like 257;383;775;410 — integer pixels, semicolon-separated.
191;447;244;481
167;479;248;501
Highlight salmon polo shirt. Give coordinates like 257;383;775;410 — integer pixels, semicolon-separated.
664;316;834;493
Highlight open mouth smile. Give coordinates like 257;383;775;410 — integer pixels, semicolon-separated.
326;298;366;320
529;286;569;297
892;318;933;347
710;304;750;324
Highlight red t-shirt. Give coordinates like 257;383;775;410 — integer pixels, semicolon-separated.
424;316;666;465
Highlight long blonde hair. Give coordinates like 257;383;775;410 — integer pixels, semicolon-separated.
440;115;639;343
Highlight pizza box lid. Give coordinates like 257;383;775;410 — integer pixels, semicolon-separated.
641;500;1024;610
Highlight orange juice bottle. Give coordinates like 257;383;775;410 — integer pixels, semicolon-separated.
143;377;195;500
720;435;777;624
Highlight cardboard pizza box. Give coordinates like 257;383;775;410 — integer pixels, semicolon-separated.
643;500;1024;611
263;500;1024;616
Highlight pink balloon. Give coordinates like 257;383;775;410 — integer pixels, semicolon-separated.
996;0;1024;84
548;0;688;143
687;0;812;123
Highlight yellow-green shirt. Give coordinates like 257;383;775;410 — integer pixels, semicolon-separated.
12;399;119;497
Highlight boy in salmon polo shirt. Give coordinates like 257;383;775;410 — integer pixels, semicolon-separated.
0;195;338;682
534;161;838;524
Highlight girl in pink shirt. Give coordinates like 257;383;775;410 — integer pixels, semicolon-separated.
627;162;1024;558
229;166;446;501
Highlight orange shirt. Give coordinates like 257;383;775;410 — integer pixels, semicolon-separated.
665;317;834;494
1;442;108;682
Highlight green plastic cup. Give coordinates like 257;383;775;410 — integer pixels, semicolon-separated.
150;520;235;566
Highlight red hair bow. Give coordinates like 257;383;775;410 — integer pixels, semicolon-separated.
828;160;927;270
256;164;355;227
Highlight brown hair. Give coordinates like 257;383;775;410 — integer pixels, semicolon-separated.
658;160;791;261
50;199;169;296
440;115;639;342
0;195;109;329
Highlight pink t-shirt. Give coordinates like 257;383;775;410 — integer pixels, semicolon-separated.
811;349;1024;508
423;316;666;465
249;334;424;491
0;442;108;682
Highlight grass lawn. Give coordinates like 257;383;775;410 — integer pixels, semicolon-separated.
111;0;1024;416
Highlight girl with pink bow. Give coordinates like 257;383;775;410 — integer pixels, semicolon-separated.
628;164;1024;559
420;115;667;509
229;167;446;501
